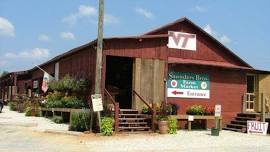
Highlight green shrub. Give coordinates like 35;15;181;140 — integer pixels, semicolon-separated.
101;117;114;136
168;117;177;134
62;96;87;108
8;102;16;111
186;105;205;115
69;110;90;132
25;107;33;116
48;75;89;92
44;92;88;109
51;116;64;124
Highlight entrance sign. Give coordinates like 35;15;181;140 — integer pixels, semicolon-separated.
167;31;196;51
214;104;221;117
167;72;210;99
247;121;269;135
91;94;103;112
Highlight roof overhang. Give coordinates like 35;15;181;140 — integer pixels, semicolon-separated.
168;57;254;71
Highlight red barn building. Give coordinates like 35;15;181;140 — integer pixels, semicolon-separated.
1;17;270;132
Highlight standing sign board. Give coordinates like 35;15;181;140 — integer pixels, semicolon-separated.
214;104;221;117
167;72;210;99
91;94;103;112
167;31;196;51
247;121;269;135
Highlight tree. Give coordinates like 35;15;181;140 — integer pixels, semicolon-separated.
0;71;9;77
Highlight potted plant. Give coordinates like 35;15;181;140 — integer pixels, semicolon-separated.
157;115;169;134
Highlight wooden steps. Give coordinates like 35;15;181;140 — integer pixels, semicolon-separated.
223;113;260;133
117;109;152;132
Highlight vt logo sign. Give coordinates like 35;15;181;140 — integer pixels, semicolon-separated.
167;31;196;51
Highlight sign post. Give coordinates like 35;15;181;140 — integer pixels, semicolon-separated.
91;94;103;132
214;104;222;129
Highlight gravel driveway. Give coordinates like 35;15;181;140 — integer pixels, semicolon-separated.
1;106;270;152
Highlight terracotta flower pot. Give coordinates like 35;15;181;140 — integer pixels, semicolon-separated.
158;120;168;134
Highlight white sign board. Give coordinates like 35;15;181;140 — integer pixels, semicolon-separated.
214;104;221;117
167;31;196;51
33;80;39;89
91;94;103;112
247;121;269;135
188;115;194;121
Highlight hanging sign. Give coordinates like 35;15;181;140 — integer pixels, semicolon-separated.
167;72;210;99
167;31;196;51
91;94;103;112
247;121;269;135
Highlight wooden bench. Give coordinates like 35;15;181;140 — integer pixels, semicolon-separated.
170;115;222;131
40;108;89;124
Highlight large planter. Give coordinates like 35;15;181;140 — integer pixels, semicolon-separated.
158;120;168;134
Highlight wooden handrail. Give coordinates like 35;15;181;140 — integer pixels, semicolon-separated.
133;90;156;131
104;88;119;132
133;90;152;111
104;88;116;105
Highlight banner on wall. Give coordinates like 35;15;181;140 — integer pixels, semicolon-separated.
167;31;196;51
167;72;210;99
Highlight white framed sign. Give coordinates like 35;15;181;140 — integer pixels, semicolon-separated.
188;115;194;121
214;104;221;117
91;94;103;112
33;80;39;89
247;121;269;135
167;31;196;51
167;72;210;99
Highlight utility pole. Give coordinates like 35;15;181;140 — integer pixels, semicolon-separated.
94;0;104;132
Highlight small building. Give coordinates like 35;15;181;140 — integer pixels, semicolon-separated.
1;17;270;131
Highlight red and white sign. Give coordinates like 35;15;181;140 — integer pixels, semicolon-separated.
167;31;196;51
167;88;209;99
247;121;269;135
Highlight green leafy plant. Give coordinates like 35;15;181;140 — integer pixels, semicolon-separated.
157;115;168;121
101;117;114;136
69;110;90;132
186;105;205;115
168;117;177;134
51;116;64;124
8;102;16;111
24;107;33;116
48;75;89;93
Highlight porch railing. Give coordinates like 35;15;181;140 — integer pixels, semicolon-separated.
132;90;156;131
104;88;119;132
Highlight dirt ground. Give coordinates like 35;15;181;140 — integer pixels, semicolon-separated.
0;125;270;152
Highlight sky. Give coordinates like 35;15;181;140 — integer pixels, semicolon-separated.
0;0;270;73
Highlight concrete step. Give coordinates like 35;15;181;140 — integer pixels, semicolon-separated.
231;120;247;125
223;127;242;132
227;123;246;129
237;113;258;118
235;117;257;121
119;122;148;125
119;118;149;121
119;114;151;118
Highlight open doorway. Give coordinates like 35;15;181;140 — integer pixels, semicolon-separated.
105;56;133;109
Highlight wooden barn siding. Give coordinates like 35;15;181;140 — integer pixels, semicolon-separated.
103;39;167;60
31;64;55;80
146;22;246;67
167;65;247;127
58;47;96;94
